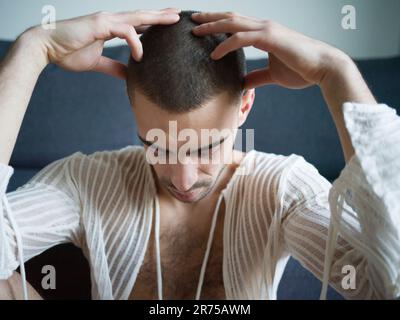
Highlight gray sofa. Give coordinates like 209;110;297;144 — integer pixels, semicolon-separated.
1;39;399;299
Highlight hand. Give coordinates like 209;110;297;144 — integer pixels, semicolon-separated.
26;8;181;79
191;11;351;90
191;11;377;164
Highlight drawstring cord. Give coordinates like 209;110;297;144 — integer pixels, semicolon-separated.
320;192;343;300
154;194;163;300
195;193;224;300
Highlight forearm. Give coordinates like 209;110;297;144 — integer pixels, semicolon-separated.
319;50;377;163
0;272;43;300
0;28;48;165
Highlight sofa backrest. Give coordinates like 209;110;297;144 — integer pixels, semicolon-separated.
1;40;399;182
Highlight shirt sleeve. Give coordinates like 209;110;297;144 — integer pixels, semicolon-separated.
281;102;400;300
0;155;82;280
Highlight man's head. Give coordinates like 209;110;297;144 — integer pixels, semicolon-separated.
126;10;255;203
127;10;247;112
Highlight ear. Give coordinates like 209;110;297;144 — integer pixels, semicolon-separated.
126;85;135;109
237;89;255;127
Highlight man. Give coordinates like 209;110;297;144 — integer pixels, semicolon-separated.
0;8;399;300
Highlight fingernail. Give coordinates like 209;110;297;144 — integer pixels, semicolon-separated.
165;13;180;21
163;7;180;12
134;49;143;62
133;54;142;62
210;51;218;60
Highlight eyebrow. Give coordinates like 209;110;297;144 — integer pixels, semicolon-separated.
137;132;227;154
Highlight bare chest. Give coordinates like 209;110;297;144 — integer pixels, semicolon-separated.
129;201;226;300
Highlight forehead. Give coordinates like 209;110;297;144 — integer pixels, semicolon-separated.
132;91;239;139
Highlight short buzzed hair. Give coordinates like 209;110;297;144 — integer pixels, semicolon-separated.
126;10;246;113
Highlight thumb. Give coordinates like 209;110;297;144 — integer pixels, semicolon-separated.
244;68;275;89
92;56;128;80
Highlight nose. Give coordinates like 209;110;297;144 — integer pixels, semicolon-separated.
169;160;198;192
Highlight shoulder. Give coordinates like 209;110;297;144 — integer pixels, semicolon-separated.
63;145;147;174
227;150;331;221
234;149;330;200
30;145;149;193
239;149;311;184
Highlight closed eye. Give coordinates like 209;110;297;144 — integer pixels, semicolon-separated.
197;145;219;158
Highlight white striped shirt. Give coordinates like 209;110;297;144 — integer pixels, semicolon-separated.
0;102;399;299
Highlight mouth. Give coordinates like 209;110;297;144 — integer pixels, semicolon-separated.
169;187;200;201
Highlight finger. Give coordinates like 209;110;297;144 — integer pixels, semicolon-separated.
244;68;275;89
131;8;180;34
92;56;128;79
210;31;262;60
115;11;180;26
191;11;243;23
135;24;151;34
108;23;143;61
132;8;180;33
192;17;262;36
160;7;181;13
120;8;181;17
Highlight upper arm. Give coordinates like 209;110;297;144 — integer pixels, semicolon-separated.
279;156;377;299
0;155;81;278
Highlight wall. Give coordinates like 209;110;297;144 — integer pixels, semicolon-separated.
0;0;399;59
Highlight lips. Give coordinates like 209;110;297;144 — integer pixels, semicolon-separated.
169;188;199;201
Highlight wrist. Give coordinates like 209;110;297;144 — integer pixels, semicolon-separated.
319;49;376;114
319;49;356;89
14;27;49;73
